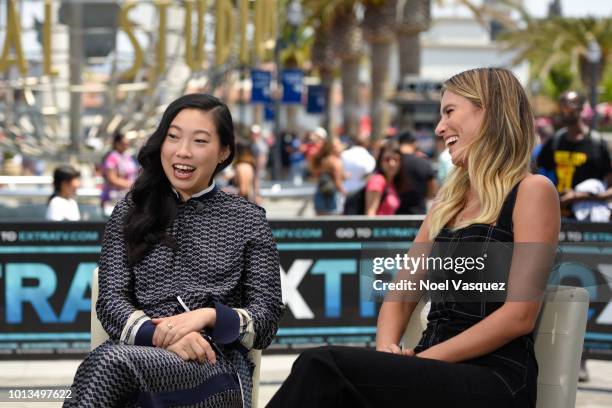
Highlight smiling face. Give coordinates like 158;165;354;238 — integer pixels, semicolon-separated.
435;90;485;167
160;108;229;201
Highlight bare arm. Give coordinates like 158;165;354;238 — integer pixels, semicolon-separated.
375;208;434;351
365;190;383;216
331;157;346;194
598;172;612;201
106;169;132;190
417;175;560;362
235;163;255;199
426;178;439;199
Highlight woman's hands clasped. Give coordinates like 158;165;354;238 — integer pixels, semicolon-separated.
377;344;416;357
152;308;214;347
165;332;217;364
151;308;217;363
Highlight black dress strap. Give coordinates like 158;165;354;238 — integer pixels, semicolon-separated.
495;180;523;233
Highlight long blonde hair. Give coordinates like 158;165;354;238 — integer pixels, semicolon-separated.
428;68;536;240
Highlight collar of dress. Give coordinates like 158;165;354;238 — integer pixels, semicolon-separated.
172;181;218;203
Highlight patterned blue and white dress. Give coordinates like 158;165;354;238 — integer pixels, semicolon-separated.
65;183;284;407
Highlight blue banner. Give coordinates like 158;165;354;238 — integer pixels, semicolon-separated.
307;85;326;114
264;102;275;122
251;69;272;103
1;219;611;359
281;69;303;104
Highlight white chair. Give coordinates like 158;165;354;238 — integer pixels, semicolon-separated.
401;286;589;408
90;267;262;408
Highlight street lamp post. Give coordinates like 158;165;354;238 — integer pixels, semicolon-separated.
586;39;602;130
68;2;84;155
272;0;302;181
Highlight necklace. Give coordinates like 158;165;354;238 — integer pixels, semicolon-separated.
456;200;479;223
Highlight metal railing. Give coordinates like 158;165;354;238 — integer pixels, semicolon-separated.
0;176;316;198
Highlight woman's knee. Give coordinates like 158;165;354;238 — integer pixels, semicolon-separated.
84;344;133;374
292;346;345;375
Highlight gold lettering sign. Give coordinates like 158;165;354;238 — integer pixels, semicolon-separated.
119;1;144;80
43;0;58;76
0;0;28;75
154;0;170;77
1;0;282;77
254;0;277;61
239;0;249;65
215;0;235;66
184;0;207;70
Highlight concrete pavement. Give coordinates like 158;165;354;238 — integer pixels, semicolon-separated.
0;355;610;407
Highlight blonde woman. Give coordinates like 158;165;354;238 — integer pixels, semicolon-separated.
268;68;559;408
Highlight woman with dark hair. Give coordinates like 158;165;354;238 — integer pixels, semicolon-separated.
100;132;138;217
46;164;81;221
364;140;406;216
66;94;283;408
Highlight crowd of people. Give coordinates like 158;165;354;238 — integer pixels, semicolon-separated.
23;85;609;227
213;88;611;224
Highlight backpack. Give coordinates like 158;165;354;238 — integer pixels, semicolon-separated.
343;187;366;215
343;183;389;215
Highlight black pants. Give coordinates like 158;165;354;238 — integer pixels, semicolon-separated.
267;346;516;408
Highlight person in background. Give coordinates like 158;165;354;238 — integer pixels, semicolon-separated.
364;140;405;216
249;124;270;180
303;127;328;164
537;91;612;223
287;132;306;185
311;137;346;215
396;131;438;214
342;133;376;213
435;135;454;184
100;132;138;217
537;91;612;382
46;165;81;221
531;117;555;177
233;139;259;203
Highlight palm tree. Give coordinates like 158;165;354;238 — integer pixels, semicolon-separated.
305;0;364;139
310;29;339;135
453;0;612;98
499;15;612;93
329;5;364;139
396;0;431;79
362;0;398;140
395;0;432;130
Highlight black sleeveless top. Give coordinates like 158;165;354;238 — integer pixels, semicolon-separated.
414;180;538;408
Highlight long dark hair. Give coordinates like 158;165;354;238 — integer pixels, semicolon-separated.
375;139;408;192
48;165;80;203
124;94;235;266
